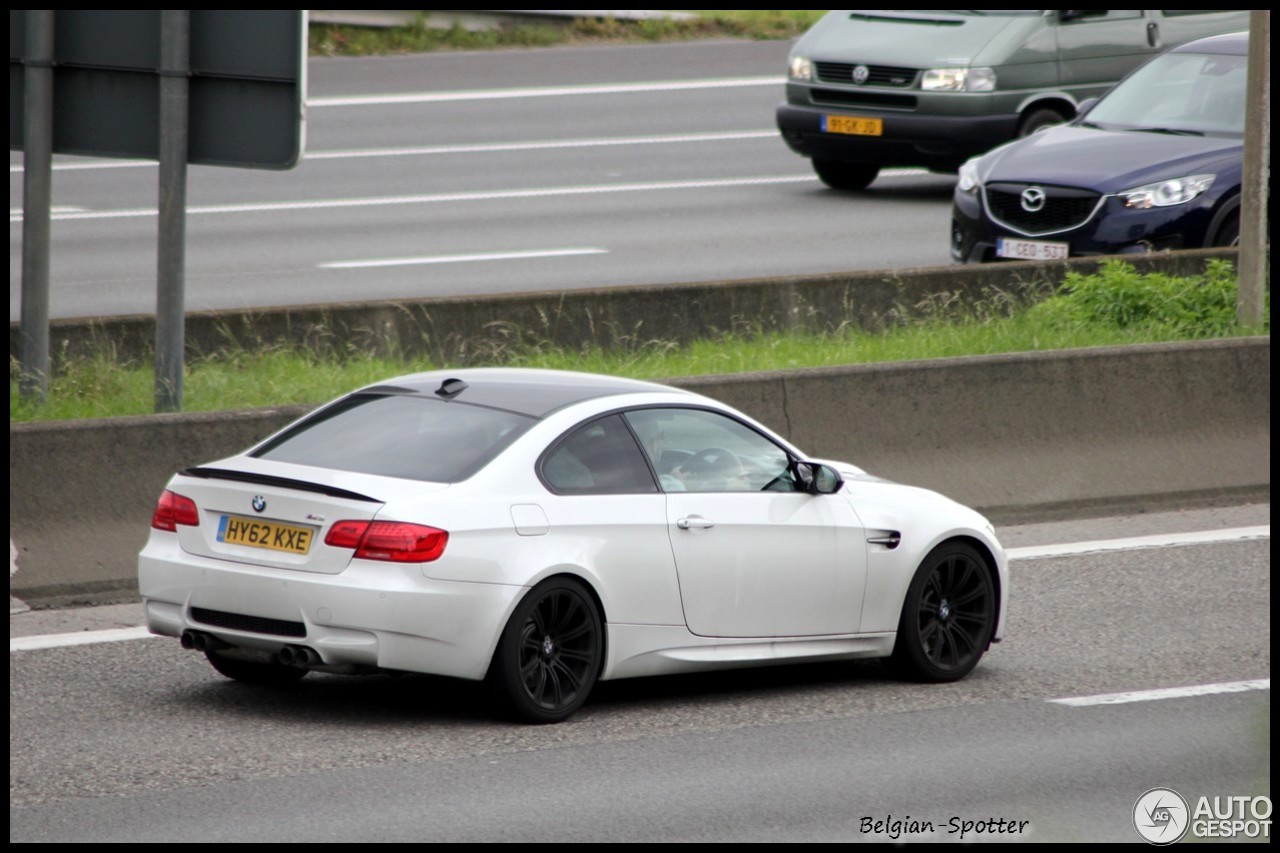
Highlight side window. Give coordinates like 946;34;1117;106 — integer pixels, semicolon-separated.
541;414;658;495
625;408;797;494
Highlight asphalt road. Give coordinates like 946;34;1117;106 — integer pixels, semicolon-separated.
8;39;957;322
10;505;1270;842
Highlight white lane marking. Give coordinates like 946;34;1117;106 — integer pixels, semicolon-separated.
11;626;155;652
8;175;820;222
320;247;608;269
1050;679;1270;707
1007;526;1268;561
9;159;153;173
305;130;780;160
9;206;87;214
308;76;783;107
9;169;942;222
8;130;786;173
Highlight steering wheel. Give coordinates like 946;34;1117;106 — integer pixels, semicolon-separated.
683;447;744;479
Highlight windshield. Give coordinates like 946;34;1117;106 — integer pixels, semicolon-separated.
1084;51;1246;137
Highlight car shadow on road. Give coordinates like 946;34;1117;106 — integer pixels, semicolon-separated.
171;657;917;727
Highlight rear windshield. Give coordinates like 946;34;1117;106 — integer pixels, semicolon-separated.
251;394;536;483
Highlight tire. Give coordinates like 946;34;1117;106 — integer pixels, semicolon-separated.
888;542;995;682
1211;210;1240;247
488;578;603;723
205;648;308;685
812;159;880;191
1017;107;1067;137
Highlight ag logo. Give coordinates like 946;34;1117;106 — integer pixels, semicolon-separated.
1134;788;1190;845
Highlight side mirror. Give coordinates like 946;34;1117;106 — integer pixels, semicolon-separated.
794;461;844;495
1074;97;1098;120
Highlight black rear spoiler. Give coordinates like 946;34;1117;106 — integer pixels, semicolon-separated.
179;467;381;503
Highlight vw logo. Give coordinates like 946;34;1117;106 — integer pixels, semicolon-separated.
1020;187;1047;212
251;495;267;513
852;64;870;85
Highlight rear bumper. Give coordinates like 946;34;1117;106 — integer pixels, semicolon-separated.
139;534;522;680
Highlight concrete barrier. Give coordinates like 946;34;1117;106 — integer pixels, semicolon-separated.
10;249;1237;368
9;337;1269;605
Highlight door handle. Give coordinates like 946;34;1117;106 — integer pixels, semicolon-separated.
677;515;715;530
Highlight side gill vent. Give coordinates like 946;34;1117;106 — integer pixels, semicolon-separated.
867;531;902;550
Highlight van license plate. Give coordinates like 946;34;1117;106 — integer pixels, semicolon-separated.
997;237;1069;261
823;115;883;136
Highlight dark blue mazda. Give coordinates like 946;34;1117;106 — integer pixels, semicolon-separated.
952;32;1248;263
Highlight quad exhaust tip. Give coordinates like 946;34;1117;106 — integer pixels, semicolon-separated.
278;644;320;667
180;629;227;652
181;630;318;667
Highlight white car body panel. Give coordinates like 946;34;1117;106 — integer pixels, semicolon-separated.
664;490;867;637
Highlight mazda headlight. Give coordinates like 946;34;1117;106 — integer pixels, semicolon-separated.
957;158;982;194
1118;174;1215;209
788;56;813;82
921;67;996;92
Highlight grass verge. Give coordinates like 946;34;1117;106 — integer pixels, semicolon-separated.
9;260;1268;424
309;11;825;57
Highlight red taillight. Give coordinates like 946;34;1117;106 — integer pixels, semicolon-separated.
324;520;448;563
151;489;199;531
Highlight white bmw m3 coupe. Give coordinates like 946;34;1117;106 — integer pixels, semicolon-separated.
139;368;1007;722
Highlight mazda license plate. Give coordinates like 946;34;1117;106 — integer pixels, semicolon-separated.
996;237;1069;261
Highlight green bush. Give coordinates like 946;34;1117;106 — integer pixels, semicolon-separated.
1027;259;1265;337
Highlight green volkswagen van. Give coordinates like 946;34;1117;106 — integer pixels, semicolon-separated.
777;10;1249;189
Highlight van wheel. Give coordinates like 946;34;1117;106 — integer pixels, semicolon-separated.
1017;108;1067;137
812;160;880;191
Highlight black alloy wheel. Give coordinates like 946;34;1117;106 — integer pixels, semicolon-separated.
889;542;995;681
490;578;602;723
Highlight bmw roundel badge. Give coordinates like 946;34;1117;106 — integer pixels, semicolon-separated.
252;495;267;513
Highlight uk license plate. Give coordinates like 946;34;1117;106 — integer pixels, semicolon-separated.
823;115;883;136
997;237;1069;261
218;515;314;555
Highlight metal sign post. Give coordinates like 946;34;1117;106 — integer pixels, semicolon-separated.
1238;11;1269;328
17;10;53;403
155;10;190;412
11;10;306;411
